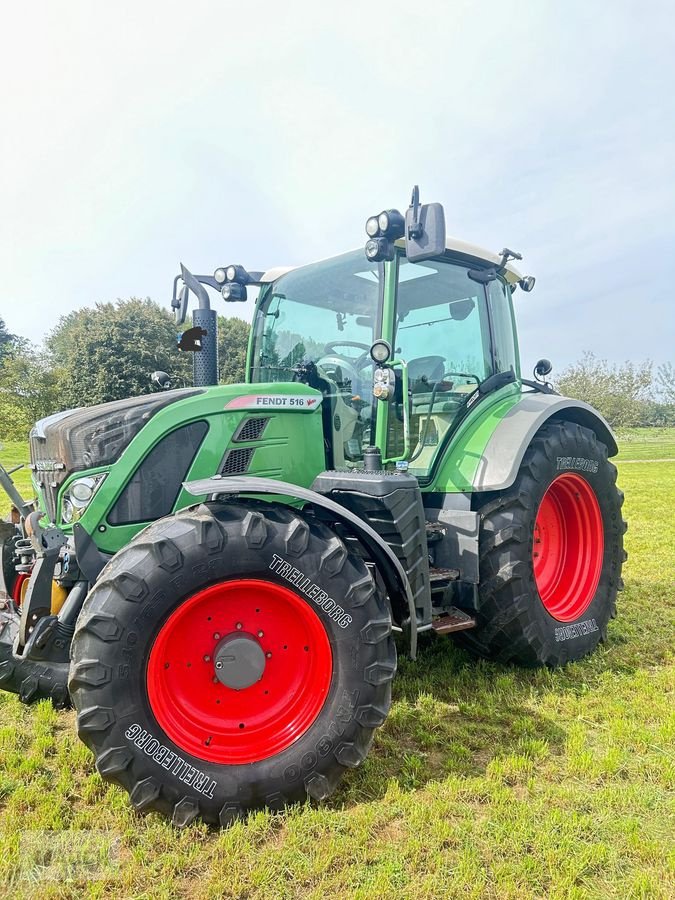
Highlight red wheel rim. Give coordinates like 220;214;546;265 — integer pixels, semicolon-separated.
533;473;604;622
146;579;333;764
12;573;29;605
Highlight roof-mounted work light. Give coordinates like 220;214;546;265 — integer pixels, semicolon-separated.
221;283;247;302
214;264;251;285
363;208;405;262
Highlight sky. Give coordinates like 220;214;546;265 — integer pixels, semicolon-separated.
1;0;674;377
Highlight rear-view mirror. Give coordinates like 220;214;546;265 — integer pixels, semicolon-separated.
405;202;446;263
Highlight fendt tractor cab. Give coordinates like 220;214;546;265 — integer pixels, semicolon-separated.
0;189;625;827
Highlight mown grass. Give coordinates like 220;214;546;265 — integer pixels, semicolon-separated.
614;427;675;461
0;438;673;898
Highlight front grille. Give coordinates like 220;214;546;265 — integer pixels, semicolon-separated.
233;417;270;443
220;447;255;476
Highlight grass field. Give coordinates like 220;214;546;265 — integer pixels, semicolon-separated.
0;433;673;898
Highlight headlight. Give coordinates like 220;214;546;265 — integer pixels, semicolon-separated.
61;473;107;524
71;478;95;502
226;265;237;282
62;497;74;524
214;267;227;284
378;211;390;233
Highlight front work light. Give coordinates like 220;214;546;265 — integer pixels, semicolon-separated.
364;208;405;262
369;339;392;364
366;216;380;238
365;237;394;263
222;283;247;302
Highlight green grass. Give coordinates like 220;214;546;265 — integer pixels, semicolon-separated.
0;441;31;516
614;427;675;461
0;440;674;897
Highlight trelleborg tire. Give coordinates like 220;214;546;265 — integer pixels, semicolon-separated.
69;501;396;827
455;420;626;666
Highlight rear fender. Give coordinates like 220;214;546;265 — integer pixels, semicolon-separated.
472;393;617;492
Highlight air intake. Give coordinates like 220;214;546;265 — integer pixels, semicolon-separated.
233;417;270;443
220;447;255;476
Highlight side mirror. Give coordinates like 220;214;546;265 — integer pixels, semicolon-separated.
405;187;446;263
151;371;172;390
534;358;552;381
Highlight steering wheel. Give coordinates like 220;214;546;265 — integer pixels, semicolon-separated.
317;341;373;388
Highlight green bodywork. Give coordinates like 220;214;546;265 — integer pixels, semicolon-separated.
43;383;325;554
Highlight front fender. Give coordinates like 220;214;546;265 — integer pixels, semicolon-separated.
183;475;419;658
472;393;617;492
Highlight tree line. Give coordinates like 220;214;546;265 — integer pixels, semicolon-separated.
0;301;250;440
1;303;673;441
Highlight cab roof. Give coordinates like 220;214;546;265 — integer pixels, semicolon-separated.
259;237;523;284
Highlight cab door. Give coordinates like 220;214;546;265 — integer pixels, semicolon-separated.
383;253;494;477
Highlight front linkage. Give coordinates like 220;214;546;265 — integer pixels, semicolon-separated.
0;503;83;706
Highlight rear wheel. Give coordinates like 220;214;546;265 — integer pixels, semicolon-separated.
456;420;626;666
69;502;396;826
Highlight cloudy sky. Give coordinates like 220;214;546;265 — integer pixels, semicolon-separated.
1;1;673;375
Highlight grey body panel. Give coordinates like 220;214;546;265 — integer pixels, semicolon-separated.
475;392;617;492
183;475;419;657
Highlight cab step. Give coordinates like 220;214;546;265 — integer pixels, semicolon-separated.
431;607;476;634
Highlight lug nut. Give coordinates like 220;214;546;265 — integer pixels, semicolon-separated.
215;661;223;670
203;655;211;662
213;632;220;640
257;630;264;638
266;651;272;659
236;622;243;630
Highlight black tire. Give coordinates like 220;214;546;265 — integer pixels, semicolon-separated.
456;420;626;666
69;501;396;827
0;599;70;706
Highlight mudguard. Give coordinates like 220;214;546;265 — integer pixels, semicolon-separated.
183;475;420;657
473;393;617;492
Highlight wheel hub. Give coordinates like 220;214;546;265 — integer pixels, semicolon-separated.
213;634;266;689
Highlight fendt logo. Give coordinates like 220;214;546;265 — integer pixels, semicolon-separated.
225;395;322;411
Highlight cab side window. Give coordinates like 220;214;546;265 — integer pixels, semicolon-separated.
487;279;520;376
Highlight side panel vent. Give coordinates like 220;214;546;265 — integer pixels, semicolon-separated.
220;447;255;476
233;417;270;443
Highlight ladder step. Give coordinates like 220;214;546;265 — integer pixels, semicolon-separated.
429;566;460;584
431;607;476;634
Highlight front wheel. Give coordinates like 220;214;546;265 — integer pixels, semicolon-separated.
456;420;626;666
69;502;396;826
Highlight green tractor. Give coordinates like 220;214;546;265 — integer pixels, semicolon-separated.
0;189;625;826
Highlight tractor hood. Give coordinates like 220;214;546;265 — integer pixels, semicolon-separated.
29;389;202;521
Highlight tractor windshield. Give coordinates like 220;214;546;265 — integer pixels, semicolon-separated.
250;250;381;386
250;249;382;467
